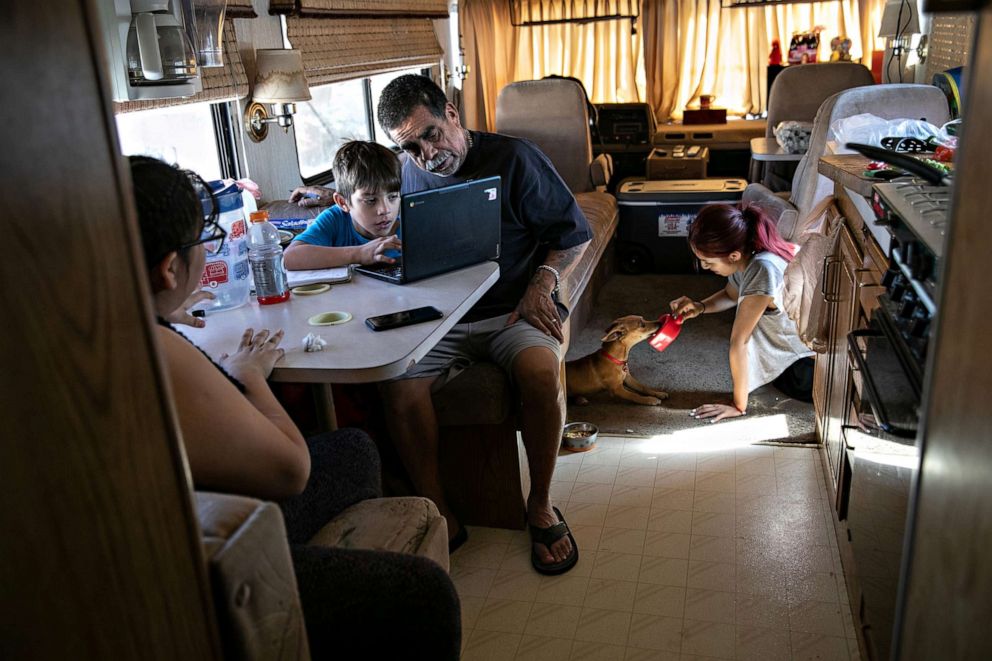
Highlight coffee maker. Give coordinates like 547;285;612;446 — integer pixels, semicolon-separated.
98;0;202;101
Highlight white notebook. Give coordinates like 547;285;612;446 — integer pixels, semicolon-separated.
286;266;352;288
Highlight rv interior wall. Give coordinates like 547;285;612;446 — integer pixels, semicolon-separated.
234;10;302;200
897;5;992;658
0;0;221;658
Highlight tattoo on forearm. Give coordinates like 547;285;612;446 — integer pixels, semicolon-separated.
543;243;587;275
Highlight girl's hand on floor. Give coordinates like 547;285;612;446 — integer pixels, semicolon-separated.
670;296;704;319
690;403;745;423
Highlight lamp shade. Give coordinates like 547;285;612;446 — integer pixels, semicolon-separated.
878;0;921;38
252;49;311;103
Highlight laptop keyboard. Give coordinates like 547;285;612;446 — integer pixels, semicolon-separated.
374;265;404;279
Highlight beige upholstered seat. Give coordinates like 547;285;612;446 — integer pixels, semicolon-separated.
493;77;618;330
196;492;450;661
757;63;875;190
745;83;951;240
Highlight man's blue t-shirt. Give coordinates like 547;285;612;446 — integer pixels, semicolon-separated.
292;206;370;247
401;131;592;322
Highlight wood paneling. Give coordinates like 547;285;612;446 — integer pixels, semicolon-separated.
897;7;992;659
0;1;220;658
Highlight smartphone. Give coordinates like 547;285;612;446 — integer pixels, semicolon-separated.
365;306;443;331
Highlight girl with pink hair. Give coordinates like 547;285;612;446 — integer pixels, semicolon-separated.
671;203;814;422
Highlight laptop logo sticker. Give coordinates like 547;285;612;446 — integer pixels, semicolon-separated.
485;188;497;201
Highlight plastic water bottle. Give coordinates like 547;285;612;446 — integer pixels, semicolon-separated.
198;181;251;312
247;210;290;305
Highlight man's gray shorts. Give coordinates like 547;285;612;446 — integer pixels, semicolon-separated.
396;313;563;391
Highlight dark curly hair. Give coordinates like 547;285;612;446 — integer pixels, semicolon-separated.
128;155;215;267
377;74;448;135
332;141;401;200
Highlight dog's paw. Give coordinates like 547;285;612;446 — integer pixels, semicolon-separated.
654;391;670;401
643;396;663;406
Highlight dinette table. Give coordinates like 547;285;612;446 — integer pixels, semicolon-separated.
183;261;499;428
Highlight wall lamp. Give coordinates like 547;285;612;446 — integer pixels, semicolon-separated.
878;0;921;83
244;48;311;143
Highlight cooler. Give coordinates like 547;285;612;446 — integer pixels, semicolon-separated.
616;178;747;273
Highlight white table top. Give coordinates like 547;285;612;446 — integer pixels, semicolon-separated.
183;261;499;384
750;137;806;162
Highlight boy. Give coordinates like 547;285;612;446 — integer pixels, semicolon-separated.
284;141;402;270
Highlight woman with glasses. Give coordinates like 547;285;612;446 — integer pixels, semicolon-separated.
129;156;460;660
131;155;311;499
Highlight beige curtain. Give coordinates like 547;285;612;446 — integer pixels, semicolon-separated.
514;19;645;104
465;0;884;128
461;0;517;130
643;0;869;121
461;0;645;130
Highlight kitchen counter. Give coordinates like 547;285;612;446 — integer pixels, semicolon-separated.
819;153;892;254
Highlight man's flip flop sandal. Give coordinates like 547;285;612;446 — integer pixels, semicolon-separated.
529;506;579;575
448;526;468;554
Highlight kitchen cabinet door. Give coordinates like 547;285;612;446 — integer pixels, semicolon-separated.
822;226;861;490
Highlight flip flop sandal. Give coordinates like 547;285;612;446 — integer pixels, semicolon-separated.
448;526;469;554
529;506;579;575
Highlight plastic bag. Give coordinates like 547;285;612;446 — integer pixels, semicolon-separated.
828;114;956;152
774;120;814;154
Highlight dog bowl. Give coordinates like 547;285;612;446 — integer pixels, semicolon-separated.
562;422;599;452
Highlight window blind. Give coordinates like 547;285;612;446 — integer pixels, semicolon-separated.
270;0;447;17
286;17;443;87
226;0;257;18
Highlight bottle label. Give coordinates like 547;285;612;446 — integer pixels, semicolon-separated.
200;261;229;286
250;250;289;303
230;219;246;240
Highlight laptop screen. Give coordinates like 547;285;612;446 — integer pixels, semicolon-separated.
398;175;502;282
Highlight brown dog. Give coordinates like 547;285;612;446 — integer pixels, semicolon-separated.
565;315;670;406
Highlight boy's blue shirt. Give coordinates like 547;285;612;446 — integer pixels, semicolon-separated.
292;205;401;258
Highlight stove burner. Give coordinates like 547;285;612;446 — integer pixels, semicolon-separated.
873;181;951;258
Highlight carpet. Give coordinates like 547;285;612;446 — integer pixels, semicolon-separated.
564;273;817;443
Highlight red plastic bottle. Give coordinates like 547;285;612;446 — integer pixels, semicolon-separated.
649;314;684;352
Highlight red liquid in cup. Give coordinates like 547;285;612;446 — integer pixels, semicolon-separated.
649;314;683;352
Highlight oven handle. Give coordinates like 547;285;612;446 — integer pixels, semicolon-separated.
846;330;918;440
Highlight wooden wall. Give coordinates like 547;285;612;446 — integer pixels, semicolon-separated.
0;1;220;658
896;5;992;659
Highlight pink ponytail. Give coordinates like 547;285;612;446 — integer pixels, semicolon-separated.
688;203;795;263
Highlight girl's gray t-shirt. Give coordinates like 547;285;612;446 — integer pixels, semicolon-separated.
729;252;815;391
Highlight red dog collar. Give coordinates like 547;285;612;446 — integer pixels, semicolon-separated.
599;349;629;371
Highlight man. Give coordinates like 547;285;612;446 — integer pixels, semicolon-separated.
377;74;591;574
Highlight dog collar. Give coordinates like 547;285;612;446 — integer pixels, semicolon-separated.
599;349;628;372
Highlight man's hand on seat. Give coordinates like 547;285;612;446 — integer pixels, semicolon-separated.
508;278;563;342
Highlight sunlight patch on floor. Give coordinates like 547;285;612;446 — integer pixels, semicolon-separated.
628;413;793;454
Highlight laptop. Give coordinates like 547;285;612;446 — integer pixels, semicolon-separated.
354;176;501;284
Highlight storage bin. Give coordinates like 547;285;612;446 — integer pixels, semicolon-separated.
647;146;709;180
616;178;747;273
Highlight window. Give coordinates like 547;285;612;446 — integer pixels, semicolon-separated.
294;67;433;183
294;78;370;181
115;103;224;180
369;68;428;148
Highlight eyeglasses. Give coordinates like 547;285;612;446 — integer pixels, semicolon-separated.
180;219;227;255
178;169;226;256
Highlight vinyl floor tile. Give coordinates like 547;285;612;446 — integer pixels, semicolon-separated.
452;439;863;661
